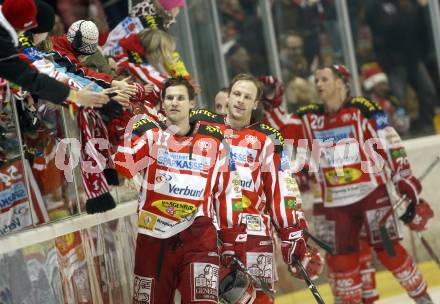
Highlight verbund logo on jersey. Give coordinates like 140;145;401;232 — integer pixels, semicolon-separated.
154;170;207;200
168;184;203;198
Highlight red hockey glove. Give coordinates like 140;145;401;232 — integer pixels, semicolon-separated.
289;246;324;281
401;199;434;232
218;227;247;267
279;220;308;266
395;175;422;204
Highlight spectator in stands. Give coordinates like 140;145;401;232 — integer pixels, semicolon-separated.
104;0;194;99
225;43;251;77
27;0;55;47
214;87;229;115
285;76;316;113
56;0;106;33
279;32;310;82
280;0;321;70
366;0;438;133
361;62;410;134
0;0;109;108
108;28;177;106
51;14;65;36
51;20;135;93
236;0;269;76
104;0;186;54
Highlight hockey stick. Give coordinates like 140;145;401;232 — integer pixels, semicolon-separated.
418;155;440;181
416;232;440;268
292;256;325;304
379;155;440;257
378;195;407;256
230;256;276;299
304;230;333;254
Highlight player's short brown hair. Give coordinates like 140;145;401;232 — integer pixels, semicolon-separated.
228;73;263;101
162;76;195;100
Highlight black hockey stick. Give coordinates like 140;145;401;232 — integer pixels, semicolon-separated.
304;230;333;254
292;256;325;304
416;232;440;268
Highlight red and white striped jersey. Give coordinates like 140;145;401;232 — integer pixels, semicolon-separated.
263;106;303;140
296;97;415;207
114;116;228;239
190;110;304;237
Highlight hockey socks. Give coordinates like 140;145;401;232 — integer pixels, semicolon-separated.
376;242;428;301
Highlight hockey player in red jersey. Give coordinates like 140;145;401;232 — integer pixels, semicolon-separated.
258;75;378;303
198;74;308;303
114;77;228;303
295;65;434;304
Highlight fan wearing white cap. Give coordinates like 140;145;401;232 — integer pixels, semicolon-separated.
67;20;99;56
51;20;136;94
0;0;109;108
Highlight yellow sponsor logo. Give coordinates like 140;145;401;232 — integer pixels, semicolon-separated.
351;97;379;111
232;195;251;211
325;168;363;186
152;200;196;219
129;51;144;64
205;125;223;135
143;15;158;29
297;104;320;113
138;211;158;230
133;118;152;130
242;195;251;208
18;33;32;47
191;109;217;118
260;124;284;145
285;175;299;194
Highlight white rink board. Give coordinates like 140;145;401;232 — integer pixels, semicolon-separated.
400;135;440;261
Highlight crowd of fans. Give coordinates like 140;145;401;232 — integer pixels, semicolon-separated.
218;0;440;135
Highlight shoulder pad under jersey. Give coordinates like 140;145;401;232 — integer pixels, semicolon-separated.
196;124;224;141
251;123;284;153
190;109;225;125
346;96;382;118
296;103;324;117
132;118;160;136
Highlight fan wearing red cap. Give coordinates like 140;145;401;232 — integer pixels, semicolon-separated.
0;0;109;108
1;0;37;31
295;64;434;303
361;63;409;134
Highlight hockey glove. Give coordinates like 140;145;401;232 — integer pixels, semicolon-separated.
395;175;422;204
401;199;434;232
279;220;308;266
289;246;324;281
218;227;247;267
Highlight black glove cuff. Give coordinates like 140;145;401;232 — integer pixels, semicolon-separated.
399;202;416;224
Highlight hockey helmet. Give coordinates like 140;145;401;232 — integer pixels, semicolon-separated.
219;270;256;304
